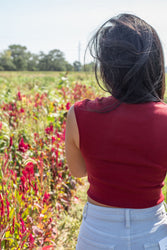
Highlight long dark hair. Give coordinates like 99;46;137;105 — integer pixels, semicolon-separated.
88;13;165;104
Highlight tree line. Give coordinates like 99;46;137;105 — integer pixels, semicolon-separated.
0;44;94;72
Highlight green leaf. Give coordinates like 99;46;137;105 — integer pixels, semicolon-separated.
9;207;15;221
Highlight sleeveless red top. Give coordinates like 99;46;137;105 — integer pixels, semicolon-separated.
74;96;167;208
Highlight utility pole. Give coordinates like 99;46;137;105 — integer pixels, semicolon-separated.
77;41;81;71
78;41;81;63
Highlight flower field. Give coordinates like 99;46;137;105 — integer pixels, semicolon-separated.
0;71;167;249
0;72;100;249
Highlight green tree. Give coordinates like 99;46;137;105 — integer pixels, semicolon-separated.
0;50;16;71
27;53;39;71
65;61;73;71
9;44;30;70
38;49;67;71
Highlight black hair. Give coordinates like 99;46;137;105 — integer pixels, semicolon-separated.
88;13;165;104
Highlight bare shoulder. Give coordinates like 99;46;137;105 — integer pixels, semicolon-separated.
66;104;79;148
66;105;75;123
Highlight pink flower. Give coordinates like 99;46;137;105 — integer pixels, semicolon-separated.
0;195;4;217
29;233;35;245
0;122;2;130
19;107;24;113
22;195;25;200
9;137;13;147
6;198;10;218
22;170;28;178
45;124;54;134
33;182;38;195
18;138;28;153
20;176;26;186
17;91;22;101
20;218;26;234
43;192;50;204
25;162;34;176
66;102;71;110
51;136;56;144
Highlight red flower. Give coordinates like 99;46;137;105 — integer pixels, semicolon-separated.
66;102;71;110
18;138;28;153
25;162;34;176
9;137;13;147
0;195;4;217
51;136;56;144
22;169;28;178
22;195;25;200
6;198;10;218
43;192;50;204
20;218;26;233
21;176;26;186
29;233;35;245
19;107;24;113
17;91;22;101
33;182;38;195
45;124;54;134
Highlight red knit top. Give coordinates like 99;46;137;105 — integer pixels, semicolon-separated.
74;96;167;208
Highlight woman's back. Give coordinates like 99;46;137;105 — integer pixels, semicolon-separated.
74;96;167;208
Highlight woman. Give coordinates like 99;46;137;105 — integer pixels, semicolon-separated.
65;13;167;249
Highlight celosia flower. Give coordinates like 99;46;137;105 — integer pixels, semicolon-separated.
22;195;25;200
9;136;13;147
20;176;26;189
66;102;71;110
19;107;24;113
51;136;56;144
29;233;35;245
22;170;28;179
45;124;54;134
20;218;26;234
43;192;50;204
17;91;22;101
18;138;29;153
25;162;34;176
6;198;10;218
0;195;4;217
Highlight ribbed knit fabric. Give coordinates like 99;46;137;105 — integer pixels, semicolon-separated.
74;96;167;208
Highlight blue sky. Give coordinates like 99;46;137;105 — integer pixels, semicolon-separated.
0;0;167;64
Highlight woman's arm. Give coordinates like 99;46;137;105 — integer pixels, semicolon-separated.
65;105;87;178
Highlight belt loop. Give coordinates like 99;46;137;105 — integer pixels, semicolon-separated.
125;209;130;228
83;202;88;219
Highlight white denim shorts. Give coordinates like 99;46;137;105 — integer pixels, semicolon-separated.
76;201;167;250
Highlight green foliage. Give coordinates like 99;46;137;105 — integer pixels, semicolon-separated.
9;45;30;71
38;50;67;71
0;50;16;71
0;44;96;72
